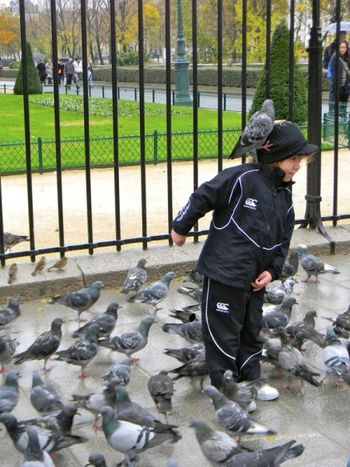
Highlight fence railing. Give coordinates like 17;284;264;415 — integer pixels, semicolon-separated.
1;2;349;262
0;128;240;175
1;120;349;176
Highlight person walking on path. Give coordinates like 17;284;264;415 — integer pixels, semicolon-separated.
57;59;65;85
328;40;350;115
45;59;53;85
171;119;318;401
73;57;82;85
36;60;46;85
64;59;75;87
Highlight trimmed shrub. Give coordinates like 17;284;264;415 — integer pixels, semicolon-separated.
14;42;42;95
250;22;307;124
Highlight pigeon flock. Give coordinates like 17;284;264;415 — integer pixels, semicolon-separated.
0;245;348;466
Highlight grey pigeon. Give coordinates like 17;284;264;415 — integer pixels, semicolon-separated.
190;418;242;464
229;99;275;162
47;256;68;272
71;378;121;425
324;304;350;338
170;351;208;387
297;244;340;282
21;426;55;467
162;320;203;344
103;356;133;384
121;258;148;294
22;403;80;436
115;384;180;436
8;263;18;284
0;334;19;373
162;321;203;344
147;370;174;417
49;280;104;323
177;285;202;302
183;268;204;286
0;368;21;413
31;256;46;277
0;297;21;328
2;232;29;252
14;318;64;372
72;302;120;339
323;325;350;384
225;439;305;467
273;327;321;388
55;323;99;379
220;370;258;411
128;271;176;312
98;316;156;363
281;250;299;282
30;370;64;415
99;405;181;466
262;296;298;329
85;453;108;467
164;343;205;363
264;277;297;305
286;310;325;350
0;412;87;454
169;303;200;323
202;385;277;436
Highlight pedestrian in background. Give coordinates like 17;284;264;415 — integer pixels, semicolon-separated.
57;59;65;85
171;120;318;401
64;58;74;87
87;61;93;86
328;40;350;116
36;60;46;85
73;57;82;85
45;59;53;85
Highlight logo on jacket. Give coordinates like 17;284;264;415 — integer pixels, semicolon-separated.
216;302;230;314
243;197;258;210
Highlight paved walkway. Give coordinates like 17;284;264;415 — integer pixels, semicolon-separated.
0;250;350;466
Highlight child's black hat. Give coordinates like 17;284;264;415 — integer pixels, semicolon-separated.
257;120;319;163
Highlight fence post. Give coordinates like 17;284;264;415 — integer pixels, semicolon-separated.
224;93;227;111
4;84;6;94
102;86;105;98
117;87;120;99
134;88;137;101
152;88;155;103
153;130;158;164
37;137;43;173
198;92;200;107
172;90;175;104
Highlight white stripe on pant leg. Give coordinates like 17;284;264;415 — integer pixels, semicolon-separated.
205;278;236;361
239;350;262;372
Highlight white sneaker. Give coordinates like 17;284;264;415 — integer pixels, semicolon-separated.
247;400;257;412
256;384;279;401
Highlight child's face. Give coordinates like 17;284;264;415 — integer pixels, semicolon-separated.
277;156;303;182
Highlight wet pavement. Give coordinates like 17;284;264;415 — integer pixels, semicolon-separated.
0;249;350;467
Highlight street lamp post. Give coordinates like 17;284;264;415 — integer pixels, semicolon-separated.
174;0;192;106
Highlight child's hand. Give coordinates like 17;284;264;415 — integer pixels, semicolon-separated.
171;229;187;246
251;270;272;292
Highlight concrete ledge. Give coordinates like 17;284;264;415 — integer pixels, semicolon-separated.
1;224;349;303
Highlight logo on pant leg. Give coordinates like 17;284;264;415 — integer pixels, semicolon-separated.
216;302;230;313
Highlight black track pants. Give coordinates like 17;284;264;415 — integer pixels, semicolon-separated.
201;276;264;388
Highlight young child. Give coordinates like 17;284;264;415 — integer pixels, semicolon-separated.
171;120;318;400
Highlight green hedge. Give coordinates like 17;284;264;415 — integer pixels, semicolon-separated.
92;66;330;91
1;66;330;91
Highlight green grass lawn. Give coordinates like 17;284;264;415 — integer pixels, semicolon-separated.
0;94;241;141
0;94;242;172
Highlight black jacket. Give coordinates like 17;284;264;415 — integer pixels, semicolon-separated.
172;163;295;289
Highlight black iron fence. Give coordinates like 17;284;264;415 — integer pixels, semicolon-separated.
0;129;240;174
1;0;350;263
